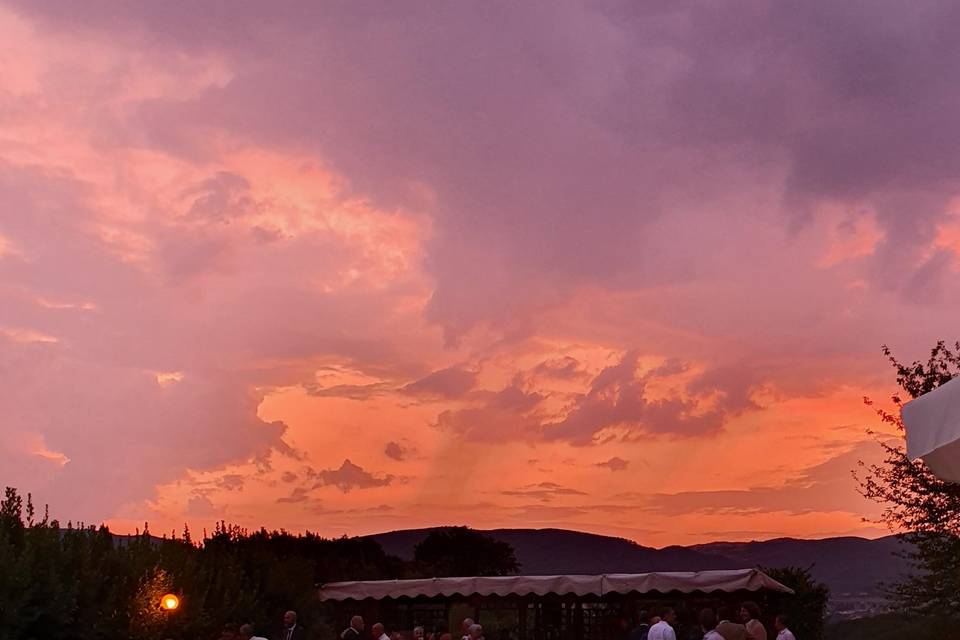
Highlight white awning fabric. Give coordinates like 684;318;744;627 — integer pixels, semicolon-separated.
318;569;794;601
902;377;960;483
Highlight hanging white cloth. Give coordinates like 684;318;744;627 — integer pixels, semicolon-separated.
902;377;960;482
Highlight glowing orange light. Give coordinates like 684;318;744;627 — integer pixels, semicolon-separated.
160;594;180;611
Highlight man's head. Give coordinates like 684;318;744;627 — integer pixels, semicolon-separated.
221;623;241;640
373;623;385;637
774;614;789;632
351;615;366;632
461;619;474;634
284;611;298;629
636;610;651;627
469;624;484;640
659;608;677;627
698;609;717;632
414;626;425;640
239;624;256;640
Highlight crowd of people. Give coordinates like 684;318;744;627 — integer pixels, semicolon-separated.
206;603;796;640
628;602;796;640
203;610;307;640
339;615;486;640
333;607;798;640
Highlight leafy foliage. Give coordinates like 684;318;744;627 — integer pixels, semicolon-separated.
412;526;521;577
761;566;829;640
0;488;427;640
857;341;960;619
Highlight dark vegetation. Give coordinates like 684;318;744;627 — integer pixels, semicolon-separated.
856;341;960;635
761;567;828;640
824;612;951;640
0;502;517;640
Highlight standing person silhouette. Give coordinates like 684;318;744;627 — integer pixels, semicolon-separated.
773;615;795;640
276;611;309;640
740;603;766;640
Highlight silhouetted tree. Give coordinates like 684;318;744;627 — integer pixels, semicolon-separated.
0;486;412;640
857;341;960;623
413;527;520;577
762;566;829;640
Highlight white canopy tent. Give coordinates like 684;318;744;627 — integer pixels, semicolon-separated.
318;570;794;640
902;377;960;482
318;569;794;601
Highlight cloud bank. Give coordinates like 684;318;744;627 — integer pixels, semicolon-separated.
0;1;956;544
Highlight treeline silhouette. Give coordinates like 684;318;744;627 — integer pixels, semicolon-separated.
0;487;519;640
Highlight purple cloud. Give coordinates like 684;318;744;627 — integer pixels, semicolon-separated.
384;441;410;461
435;380;545;442
544;353;748;445
276;487;312;504
533;356;586;381
403;365;477;399
502;482;588;502
312;459;393;494
596;457;630;472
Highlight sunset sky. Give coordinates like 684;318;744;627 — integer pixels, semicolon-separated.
2;1;959;547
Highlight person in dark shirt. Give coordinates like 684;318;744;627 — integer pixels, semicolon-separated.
341;616;365;640
629;610;652;640
275;610;309;640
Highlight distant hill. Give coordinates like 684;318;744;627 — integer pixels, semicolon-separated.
369;528;912;599
373;528;736;573
691;536;912;597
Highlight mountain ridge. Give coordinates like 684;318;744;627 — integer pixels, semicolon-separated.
368;527;911;598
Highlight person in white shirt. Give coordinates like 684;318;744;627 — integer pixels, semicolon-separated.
372;623;391;640
240;624;268;640
699;608;724;640
647;607;677;640
460;618;475;640
774;615;796;640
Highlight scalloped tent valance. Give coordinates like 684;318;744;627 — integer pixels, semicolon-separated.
318;569;794;601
